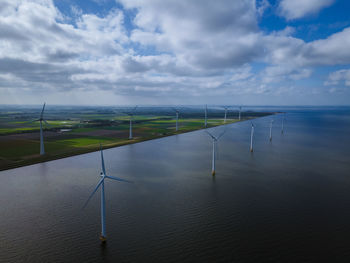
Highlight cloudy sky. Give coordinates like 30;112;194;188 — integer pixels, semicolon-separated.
1;0;350;105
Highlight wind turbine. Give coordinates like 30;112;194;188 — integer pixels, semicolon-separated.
238;106;242;121
33;103;48;155
125;106;138;139
83;145;132;243
172;107;181;132
250;122;255;152
205;128;226;176
269;119;274;141
222;106;230;124
204;104;208;127
281;113;286;134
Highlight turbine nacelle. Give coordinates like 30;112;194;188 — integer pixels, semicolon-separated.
83;145;132;243
205;127;227;176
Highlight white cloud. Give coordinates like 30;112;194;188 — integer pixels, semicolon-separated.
262;65;312;84
278;0;335;20
0;0;349;105
325;69;350;86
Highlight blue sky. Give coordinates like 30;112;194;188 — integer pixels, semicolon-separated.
1;0;350;105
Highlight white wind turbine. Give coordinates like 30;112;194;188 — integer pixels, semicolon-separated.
269;119;274;141
32;103;49;155
83;145;132;243
281;113;286;134
250;122;255;152
238;106;242;121
126;106;138;139
172;107;181;132
204;104;208;127
222;106;230;123
205;128;227;176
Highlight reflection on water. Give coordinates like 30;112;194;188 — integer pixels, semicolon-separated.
1;107;350;262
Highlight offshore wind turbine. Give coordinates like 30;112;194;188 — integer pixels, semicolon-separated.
269;119;274;141
83;145;132;243
205;128;226;176
281;113;286;134
238;106;242;121
33;103;48;155
250;122;255;152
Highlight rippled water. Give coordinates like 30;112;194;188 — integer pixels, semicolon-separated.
1;107;350;262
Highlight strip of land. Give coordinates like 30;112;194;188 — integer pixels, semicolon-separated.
0;106;274;171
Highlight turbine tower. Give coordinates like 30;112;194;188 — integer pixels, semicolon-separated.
204;104;208;127
33;103;48;155
126;106;138;139
222;106;230;123
83;145;132;243
269;119;274;141
205;128;226;176
281;113;286;134
250;122;255;152
238;106;242;121
172;107;181;132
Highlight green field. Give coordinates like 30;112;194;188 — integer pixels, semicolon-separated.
0;106;273;170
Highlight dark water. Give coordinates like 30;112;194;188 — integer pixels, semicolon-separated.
1;107;350;262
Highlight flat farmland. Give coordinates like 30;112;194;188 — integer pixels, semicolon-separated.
0;105;274;170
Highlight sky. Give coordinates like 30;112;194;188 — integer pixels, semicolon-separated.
1;0;350;106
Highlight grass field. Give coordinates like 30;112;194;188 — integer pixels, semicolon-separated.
0;105;274;171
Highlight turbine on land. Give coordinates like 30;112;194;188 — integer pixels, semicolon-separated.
269;119;274;141
205;128;226;176
222;106;230;123
124;106;138;139
204;104;208;127
172;107;181;132
32;103;48;155
83;145;132;243
250;122;255;152
238;106;242;121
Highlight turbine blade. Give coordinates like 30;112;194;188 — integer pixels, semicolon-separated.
100;145;106;175
205;129;216;140
40;103;46;119
43;120;50;126
105;175;133;183
28;119;40;123
82;177;104;209
217;127;227;140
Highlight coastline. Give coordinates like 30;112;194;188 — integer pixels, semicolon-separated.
0;116;270;172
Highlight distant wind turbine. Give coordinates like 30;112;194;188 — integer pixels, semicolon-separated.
125;106;138;139
250;122;255;152
172;107;181;131
222;106;230;123
281;113;286;134
238;106;242;121
204;104;208;127
32;103;48;155
83;145;132;243
205;128;226;176
269;119;274;141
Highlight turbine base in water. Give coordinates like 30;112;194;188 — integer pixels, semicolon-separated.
100;234;107;243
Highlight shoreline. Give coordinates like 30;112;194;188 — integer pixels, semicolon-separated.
0;115;275;172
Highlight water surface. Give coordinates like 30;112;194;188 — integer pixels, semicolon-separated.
1;107;350;262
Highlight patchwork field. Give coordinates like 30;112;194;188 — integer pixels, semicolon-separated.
0;105;274;170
